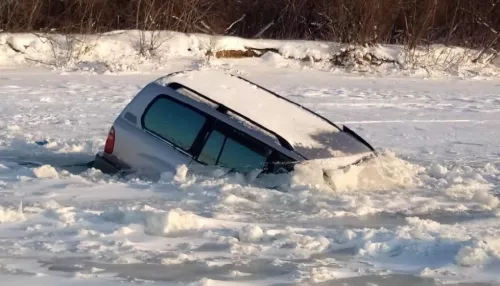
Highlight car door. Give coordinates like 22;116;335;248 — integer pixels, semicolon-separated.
135;94;213;175
194;120;274;173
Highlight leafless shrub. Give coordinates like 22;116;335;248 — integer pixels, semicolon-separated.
135;0;169;56
1;0;499;54
24;33;94;67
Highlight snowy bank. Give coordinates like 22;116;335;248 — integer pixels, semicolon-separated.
1;30;499;78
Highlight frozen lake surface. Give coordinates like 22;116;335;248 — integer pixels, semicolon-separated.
0;66;499;286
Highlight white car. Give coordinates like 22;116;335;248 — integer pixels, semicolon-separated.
94;70;375;179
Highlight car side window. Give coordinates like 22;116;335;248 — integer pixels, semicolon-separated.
218;136;270;173
197;124;272;173
143;96;207;152
198;130;226;165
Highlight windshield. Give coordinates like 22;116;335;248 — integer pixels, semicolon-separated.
293;128;374;159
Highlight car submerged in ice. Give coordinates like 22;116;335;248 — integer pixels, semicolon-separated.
94;70;376;181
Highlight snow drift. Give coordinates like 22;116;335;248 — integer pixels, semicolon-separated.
0;31;499;78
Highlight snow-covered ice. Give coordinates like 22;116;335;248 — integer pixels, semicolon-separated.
1;35;500;285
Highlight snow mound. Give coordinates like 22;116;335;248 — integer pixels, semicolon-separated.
238;225;264;243
33;165;59;179
100;205;205;236
260;52;290;68
456;243;491;267
173;164;189;183
268;231;331;258
292;150;424;192
472;190;500;209
145;208;202;236
428;163;449;179
0;205;25;223
357;216;500;275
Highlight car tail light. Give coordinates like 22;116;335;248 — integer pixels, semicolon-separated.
104;127;115;154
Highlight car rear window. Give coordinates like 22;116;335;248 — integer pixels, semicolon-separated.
198;126;272;173
143;96;207;151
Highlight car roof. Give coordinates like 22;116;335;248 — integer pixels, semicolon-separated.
155;70;372;159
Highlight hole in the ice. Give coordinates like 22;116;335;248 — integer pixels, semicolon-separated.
0;139;96;175
18;160;95;175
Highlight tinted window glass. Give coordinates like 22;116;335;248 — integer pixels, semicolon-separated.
143;97;206;151
174;86;218;108
197;124;272;173
198;130;225;165
266;151;296;173
218;137;270;173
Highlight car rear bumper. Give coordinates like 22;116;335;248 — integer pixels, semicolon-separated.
94;152;128;175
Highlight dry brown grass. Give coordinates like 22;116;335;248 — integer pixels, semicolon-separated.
210;49;260;59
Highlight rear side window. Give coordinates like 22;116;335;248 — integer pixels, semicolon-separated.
143;96;207;151
197;125;272;173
